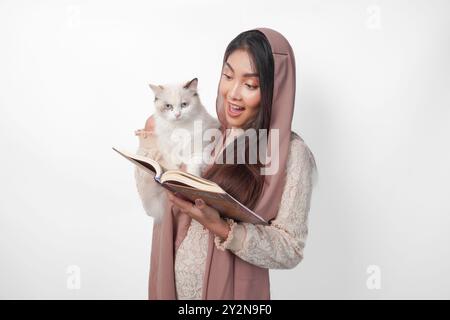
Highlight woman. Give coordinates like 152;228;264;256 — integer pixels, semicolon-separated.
135;27;318;299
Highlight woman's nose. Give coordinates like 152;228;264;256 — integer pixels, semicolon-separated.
228;81;242;101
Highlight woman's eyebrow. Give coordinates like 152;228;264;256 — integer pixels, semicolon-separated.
224;62;259;78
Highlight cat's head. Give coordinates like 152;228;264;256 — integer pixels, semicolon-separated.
149;78;201;123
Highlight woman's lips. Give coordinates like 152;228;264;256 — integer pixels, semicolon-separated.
226;102;246;118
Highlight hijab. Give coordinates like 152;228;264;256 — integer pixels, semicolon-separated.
148;27;296;299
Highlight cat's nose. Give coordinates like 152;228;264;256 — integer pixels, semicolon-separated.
175;112;181;118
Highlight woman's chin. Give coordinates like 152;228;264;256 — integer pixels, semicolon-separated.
225;114;245;128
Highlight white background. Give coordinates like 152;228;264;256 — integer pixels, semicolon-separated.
0;0;449;299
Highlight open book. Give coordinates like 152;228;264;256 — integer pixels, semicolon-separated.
112;147;268;225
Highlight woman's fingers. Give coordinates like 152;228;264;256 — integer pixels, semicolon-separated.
194;198;206;209
163;184;216;224
145;115;156;132
168;193;195;212
135;128;154;138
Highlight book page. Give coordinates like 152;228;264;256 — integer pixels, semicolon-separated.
160;170;222;192
112;147;162;178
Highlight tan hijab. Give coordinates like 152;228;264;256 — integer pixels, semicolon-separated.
148;27;296;299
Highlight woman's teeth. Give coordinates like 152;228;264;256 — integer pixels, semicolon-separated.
227;103;246;117
231;104;244;111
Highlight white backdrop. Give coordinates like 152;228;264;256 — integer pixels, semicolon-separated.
0;0;449;299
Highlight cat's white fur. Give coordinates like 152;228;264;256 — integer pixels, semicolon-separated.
135;78;220;223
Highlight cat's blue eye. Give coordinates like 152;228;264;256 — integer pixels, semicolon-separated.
181;102;188;108
165;104;173;109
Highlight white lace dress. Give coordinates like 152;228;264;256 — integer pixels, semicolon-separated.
134;131;317;300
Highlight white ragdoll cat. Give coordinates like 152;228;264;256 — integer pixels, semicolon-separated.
134;78;220;223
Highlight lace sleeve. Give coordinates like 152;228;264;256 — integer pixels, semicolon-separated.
214;137;317;269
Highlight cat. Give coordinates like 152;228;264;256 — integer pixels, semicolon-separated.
134;78;220;223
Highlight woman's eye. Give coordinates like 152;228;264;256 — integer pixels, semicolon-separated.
245;84;258;90
181;102;188;108
165;104;173;109
222;73;232;80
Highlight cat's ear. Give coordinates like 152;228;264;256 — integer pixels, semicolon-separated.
183;78;198;90
149;84;164;95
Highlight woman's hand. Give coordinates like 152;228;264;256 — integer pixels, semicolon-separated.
135;115;155;137
167;191;231;240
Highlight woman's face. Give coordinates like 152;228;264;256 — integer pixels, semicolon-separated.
219;49;261;129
